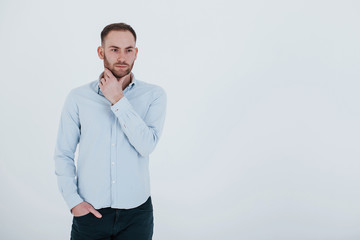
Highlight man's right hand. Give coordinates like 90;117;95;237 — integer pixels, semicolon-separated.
71;202;102;218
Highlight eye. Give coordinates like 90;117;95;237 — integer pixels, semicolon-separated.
111;49;118;52
127;49;133;53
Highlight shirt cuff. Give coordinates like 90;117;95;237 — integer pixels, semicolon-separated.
111;96;132;115
65;193;84;212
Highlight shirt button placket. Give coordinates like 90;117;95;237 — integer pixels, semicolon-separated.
110;117;117;204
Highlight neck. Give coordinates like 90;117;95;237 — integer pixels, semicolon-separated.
119;73;132;90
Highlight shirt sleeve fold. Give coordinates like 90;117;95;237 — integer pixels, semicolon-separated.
54;91;84;210
110;88;167;157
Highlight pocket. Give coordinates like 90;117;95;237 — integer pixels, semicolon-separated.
73;212;92;219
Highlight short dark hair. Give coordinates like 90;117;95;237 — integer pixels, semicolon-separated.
101;23;137;44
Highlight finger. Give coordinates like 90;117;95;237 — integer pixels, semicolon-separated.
103;73;111;82
104;68;112;78
100;78;106;85
104;68;115;79
88;207;102;218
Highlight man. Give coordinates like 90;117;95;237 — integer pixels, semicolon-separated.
54;23;167;240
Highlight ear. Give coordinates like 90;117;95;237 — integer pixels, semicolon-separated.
134;47;138;60
97;46;104;60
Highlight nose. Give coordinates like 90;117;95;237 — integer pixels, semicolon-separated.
117;50;126;62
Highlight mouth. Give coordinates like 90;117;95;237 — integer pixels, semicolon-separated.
115;64;128;69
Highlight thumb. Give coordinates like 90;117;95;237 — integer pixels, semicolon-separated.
88;206;102;218
119;77;125;85
118;74;128;84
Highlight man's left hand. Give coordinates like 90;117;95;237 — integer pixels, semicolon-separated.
100;68;129;105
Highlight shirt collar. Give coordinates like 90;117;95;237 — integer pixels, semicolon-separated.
97;72;136;96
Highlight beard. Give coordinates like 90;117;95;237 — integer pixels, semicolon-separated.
103;53;135;79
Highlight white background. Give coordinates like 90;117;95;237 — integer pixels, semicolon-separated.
0;0;359;239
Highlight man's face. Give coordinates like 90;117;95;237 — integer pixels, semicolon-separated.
98;30;138;79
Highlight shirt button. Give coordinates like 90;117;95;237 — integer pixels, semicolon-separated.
112;143;115;146
115;109;119;112
111;162;115;165
112;181;116;184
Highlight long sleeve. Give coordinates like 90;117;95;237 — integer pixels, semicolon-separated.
54;91;84;210
110;88;167;157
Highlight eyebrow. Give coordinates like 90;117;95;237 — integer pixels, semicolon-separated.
108;46;134;49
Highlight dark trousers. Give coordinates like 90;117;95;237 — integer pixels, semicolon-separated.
71;197;153;240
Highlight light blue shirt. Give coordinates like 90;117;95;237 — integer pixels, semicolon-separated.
54;72;167;210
